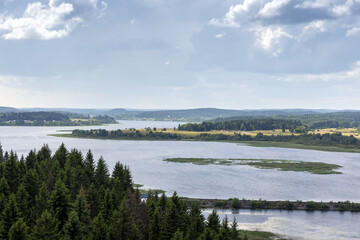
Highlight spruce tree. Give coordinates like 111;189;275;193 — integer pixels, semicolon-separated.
198;228;215;240
207;210;220;233
108;200;140;240
4;151;19;193
89;213;108;240
0;194;19;240
25;150;36;170
230;217;239;240
53;143;68;169
8;218;29;240
15;184;30;220
49;179;71;230
31;210;58;240
95;157;109;188
62;211;83;240
0;143;4;164
73;188;91;237
171;229;184;240
84;150;95;184
186;203;205;240
148;207;161;240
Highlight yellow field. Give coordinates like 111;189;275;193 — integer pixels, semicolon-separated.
127;127;360;139
308;128;360;138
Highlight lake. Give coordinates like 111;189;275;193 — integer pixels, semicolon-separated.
0;120;359;239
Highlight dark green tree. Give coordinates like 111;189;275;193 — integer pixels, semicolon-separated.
171;229;184;240
95;157;109;188
89;213;108;240
186;203;205;240
108;200;140;240
4;151;19;193
62;210;83;240
207;210;220;233
49;179;71;230
8;218;29;240
53;143;68;169
0;194;19;240
31;210;58;240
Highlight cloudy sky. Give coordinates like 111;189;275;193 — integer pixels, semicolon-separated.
0;0;360;109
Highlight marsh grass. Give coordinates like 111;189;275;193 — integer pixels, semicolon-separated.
164;158;342;174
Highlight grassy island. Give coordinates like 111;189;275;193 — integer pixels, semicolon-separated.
164;158;342;175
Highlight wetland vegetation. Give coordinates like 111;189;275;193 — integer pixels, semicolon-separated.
163;158;343;175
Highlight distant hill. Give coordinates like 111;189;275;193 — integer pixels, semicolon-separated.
0;106;18;113
132;108;327;121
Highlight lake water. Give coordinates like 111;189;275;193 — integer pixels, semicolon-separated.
0;120;359;239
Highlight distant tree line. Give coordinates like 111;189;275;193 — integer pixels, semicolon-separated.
178;119;303;132
0;112;116;126
71;129;360;149
0;143;245;240
216;112;360;129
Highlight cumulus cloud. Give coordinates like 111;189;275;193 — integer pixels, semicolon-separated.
209;0;360;56
0;0;107;40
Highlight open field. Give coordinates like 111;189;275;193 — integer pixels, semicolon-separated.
164;158;342;174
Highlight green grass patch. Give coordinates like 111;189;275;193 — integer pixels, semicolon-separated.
164;158;342;175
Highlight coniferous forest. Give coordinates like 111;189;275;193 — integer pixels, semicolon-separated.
0;144;243;240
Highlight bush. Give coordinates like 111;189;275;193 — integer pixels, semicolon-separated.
231;198;241;209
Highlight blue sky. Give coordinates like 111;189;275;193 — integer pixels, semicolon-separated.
0;0;360;109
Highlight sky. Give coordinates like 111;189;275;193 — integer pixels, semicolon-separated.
0;0;360;109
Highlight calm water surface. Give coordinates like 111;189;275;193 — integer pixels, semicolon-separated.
0;120;359;239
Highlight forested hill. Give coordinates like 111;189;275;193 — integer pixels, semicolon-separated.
178;119;304;132
132;108;322;121
0;144;249;239
0;112;116;126
216;111;360;129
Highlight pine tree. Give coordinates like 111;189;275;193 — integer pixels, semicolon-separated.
108;200;140;240
25;150;36;170
4;151;19;193
186;203;205;240
84;150;95;184
207;210;220;233
0;194;19;240
8;218;29;240
73;188;91;238
148;207;161;240
24;169;40;206
35;183;49;215
95;157;109;188
0;177;10;197
15;184;30;220
171;229;184;240
230;217;239;240
53;143;68;169
17;156;27;180
49;179;71;230
62;210;83;240
0;143;4;164
89;213;108;240
31;210;58;240
100;188;115;223
87;183;100;218
198;228;215;240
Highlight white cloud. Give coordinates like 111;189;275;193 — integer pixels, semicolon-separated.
257;0;291;18
255;27;293;56
346;26;360;36
209;0;260;27
215;32;226;38
0;0;82;40
0;0;107;40
164;61;171;65
303;20;326;33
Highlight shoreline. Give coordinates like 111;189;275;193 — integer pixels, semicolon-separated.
181;198;360;212
50;133;360;153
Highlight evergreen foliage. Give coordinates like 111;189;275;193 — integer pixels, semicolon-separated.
0;144;242;240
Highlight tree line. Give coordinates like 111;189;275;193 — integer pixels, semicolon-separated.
0;112;116;126
71;129;360;149
178;119;303;132
0;144;245;240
